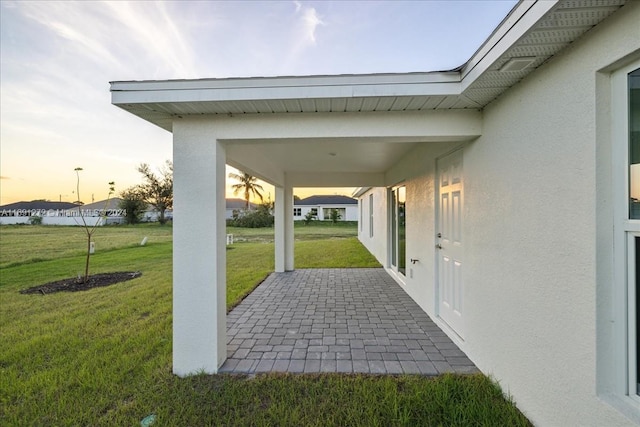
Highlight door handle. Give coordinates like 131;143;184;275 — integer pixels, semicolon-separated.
436;244;443;250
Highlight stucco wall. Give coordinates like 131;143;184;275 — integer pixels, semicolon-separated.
462;5;639;426
357;188;388;266
360;4;640;425
384;142;462;313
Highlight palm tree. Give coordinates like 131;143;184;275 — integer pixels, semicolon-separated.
229;171;264;210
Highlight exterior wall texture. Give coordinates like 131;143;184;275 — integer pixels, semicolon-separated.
357;4;640;425
357;188;388;265
462;6;638;426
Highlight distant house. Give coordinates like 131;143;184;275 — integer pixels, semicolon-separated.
0;200;78;216
141;207;173;223
0;200;79;225
226;198;257;219
65;198;126;225
294;195;357;221
0;199;128;226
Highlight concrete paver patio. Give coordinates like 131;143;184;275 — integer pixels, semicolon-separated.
220;268;478;375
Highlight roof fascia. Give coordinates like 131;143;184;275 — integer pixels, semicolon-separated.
460;0;559;91
110;72;461;104
352;187;372;198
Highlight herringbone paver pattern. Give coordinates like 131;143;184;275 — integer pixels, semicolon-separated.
220;268;477;375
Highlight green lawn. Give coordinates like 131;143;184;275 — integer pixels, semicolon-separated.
0;224;530;426
0;223;173;269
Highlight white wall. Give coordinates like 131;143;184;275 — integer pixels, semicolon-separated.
462;6;639;426
383;141;464;314
358;4;640;425
357;187;388;267
293;204;358;221
0;216;114;226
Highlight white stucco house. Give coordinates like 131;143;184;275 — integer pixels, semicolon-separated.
225;198;257;219
293;195;358;221
110;1;640;425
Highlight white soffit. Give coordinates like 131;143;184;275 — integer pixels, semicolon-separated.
110;0;627;131
461;0;627;106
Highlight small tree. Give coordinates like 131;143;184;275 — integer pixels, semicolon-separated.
303;211;316;225
229;171;264;210
329;209;342;224
119;188;147;224
135;161;173;225
74;167;114;283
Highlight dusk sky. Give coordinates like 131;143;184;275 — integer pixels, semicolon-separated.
0;0;517;205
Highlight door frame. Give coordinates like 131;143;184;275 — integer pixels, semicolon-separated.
434;146;465;339
388;183;407;282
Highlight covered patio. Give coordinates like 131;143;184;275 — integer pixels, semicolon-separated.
221;268;477;374
111;77;481;375
108;2;556;375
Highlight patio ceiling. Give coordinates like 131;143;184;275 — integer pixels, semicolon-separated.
110;0;627;187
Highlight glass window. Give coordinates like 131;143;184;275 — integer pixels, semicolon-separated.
630;68;640;219
391;190;397;267
390;186;406;276
636;236;640;395
397;186;406;276
369;194;374;237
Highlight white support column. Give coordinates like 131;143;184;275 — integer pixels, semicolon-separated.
172;123;226;376
275;181;295;272
284;184;294;271
275;185;286;273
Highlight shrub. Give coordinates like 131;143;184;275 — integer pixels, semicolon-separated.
329;209;342;224
303;211;316;225
229;203;274;228
28;216;43;225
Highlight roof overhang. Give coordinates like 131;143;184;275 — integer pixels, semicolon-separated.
109;0;627;188
111;0;627;132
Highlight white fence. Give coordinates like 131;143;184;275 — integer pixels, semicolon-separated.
0;216;125;226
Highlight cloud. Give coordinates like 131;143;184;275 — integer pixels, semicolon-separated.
103;1;197;78
13;1;197;80
16;3;123;70
299;5;324;45
47;20;123;69
281;2;325;71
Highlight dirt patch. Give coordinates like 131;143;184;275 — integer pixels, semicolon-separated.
20;271;142;295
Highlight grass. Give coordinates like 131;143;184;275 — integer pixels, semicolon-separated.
227;220;360;243
0;223;172;268
0;223;530;426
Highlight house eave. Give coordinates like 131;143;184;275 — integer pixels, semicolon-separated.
110;0;628;131
352;187;372;198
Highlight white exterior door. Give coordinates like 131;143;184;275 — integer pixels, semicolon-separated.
436;149;464;338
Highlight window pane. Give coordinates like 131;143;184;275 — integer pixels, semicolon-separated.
630;68;640;219
391;190;397;267
636;236;640;395
398;186;406;276
369;194;374;237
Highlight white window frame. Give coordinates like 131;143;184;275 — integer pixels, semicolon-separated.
388;184;406;280
612;59;640;407
369;194;374;238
